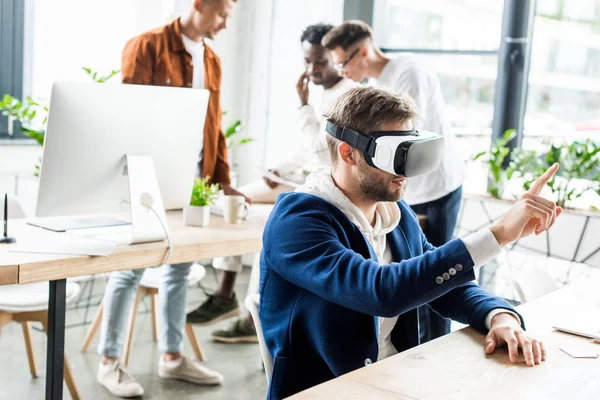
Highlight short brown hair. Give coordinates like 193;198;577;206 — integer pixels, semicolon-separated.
324;86;418;164
322;20;373;51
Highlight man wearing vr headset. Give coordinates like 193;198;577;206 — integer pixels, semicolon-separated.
259;86;561;399
323;20;467;342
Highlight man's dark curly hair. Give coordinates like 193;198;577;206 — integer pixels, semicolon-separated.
300;23;335;45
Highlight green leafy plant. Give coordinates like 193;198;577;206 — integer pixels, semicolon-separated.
510;139;600;209
190;177;220;207
1;67;120;175
222;111;253;149
473;129;517;199
0;95;47;146
81;67;120;83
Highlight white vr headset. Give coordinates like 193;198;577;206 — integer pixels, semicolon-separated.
325;121;445;178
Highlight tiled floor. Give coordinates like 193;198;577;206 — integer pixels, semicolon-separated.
0;265;268;399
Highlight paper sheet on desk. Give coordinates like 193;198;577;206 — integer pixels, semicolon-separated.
253;163;301;188
9;238;118;257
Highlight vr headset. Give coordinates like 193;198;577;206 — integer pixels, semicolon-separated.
325;121;444;178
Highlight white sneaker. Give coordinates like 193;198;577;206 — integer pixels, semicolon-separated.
158;356;224;386
97;360;144;398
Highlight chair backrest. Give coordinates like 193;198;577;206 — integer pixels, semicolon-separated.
244;294;273;383
512;268;559;303
1;194;27;219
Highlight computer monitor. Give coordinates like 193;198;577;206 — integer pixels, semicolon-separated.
32;82;209;242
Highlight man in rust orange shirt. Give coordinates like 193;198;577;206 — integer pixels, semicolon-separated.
96;1;244;397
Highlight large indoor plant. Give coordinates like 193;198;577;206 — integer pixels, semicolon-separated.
463;134;600;301
474;132;600;210
184;177;220;227
509;139;600;210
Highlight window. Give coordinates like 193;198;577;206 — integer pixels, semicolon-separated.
372;0;505;194
372;0;503;141
524;0;600;144
0;0;26;138
373;0;504;51
30;0;176;99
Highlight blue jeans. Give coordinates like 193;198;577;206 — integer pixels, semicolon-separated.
97;262;192;357
410;185;463;343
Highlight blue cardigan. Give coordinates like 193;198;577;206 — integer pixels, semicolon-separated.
259;193;522;399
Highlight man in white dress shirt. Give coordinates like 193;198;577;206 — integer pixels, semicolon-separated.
323;20;466;342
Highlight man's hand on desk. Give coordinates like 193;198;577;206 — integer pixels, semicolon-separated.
485;313;546;367
594;339;600;344
220;183;252;205
490;163;562;247
264;169;281;189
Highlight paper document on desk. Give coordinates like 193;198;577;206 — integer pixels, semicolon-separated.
253;163;301;188
553;306;600;340
9;237;118;257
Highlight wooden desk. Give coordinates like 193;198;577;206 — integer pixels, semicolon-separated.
289;283;600;400
0;211;266;284
0;210;267;400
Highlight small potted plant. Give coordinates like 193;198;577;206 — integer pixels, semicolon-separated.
184;177;220;227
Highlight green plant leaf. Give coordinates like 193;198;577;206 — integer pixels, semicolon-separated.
82;66;121;83
22;127;45;146
224;120;242;138
189;177;220;207
506;167;515;180
475;129;518;198
473;151;486;161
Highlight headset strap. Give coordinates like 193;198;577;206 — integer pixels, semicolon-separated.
325;121;377;157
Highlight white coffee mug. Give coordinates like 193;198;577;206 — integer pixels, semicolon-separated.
223;195;249;224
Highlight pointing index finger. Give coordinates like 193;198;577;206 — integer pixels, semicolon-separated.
528;163;559;195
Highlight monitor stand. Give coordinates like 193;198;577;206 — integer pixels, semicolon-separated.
29;154;169;245
94;154;169;245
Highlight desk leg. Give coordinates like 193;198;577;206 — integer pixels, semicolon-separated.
46;279;66;400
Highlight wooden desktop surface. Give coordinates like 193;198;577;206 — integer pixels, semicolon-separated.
0;210;266;285
289;282;600;399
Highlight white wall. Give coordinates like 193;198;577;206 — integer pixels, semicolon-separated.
0;143;42;195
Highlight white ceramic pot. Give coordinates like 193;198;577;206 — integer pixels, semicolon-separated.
184;205;211;227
